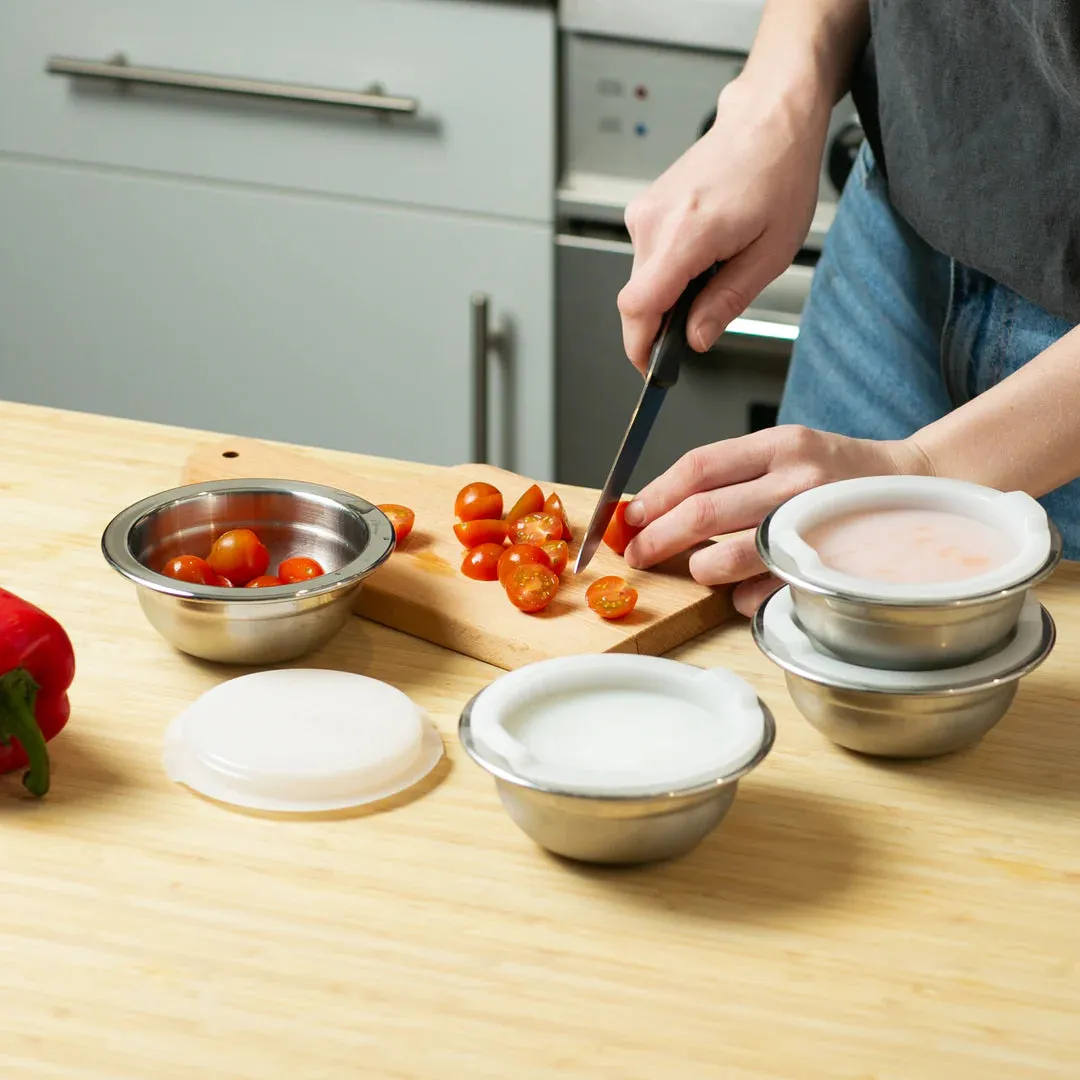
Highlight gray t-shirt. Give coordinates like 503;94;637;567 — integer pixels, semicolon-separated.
850;1;1080;322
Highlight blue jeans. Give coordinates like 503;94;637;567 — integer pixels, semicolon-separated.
779;141;1080;557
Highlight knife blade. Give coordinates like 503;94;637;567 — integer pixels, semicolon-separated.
574;264;721;574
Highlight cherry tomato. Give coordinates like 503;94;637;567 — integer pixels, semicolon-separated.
504;562;559;613
506;483;544;525
453;518;509;548
541;540;569;576
509;512;563;546
246;575;284;588
213;574;234;588
586;575;638;620
602;500;642;556
207;528;271;586
461;542;504;581
162;555;218;586
378;504;415;544
278;556;325;584
543;491;573;542
497;542;552;586
454;481;503;522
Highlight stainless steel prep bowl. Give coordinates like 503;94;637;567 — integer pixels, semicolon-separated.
458;692;776;865
756;507;1062;671
751;594;1056;758
102;478;395;664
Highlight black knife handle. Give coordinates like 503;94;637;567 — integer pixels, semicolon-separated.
645;264;722;389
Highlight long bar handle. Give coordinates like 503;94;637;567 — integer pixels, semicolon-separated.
471;294;506;465
45;54;419;115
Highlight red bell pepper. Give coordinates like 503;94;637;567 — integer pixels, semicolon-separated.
0;587;75;797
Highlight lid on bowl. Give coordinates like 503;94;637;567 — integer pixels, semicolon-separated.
465;654;769;798
756;586;1053;693
763;476;1055;602
163;669;443;813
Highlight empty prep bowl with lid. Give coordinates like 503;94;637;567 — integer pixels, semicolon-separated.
757;476;1061;670
459;654;775;865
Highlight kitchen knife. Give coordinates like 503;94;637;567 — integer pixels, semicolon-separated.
574;264;721;574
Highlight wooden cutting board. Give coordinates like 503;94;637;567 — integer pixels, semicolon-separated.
183;438;735;669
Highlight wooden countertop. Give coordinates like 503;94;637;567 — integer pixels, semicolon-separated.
2;400;1078;1079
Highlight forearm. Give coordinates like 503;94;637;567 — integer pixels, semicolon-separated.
908;324;1080;497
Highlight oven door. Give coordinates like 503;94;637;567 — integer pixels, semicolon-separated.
555;230;811;489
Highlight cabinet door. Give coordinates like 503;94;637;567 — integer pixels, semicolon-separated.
0;158;553;477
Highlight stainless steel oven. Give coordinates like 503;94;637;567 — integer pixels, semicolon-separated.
554;11;863;489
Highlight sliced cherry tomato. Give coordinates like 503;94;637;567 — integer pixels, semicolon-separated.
453;518;509;548
509;512;563;546
505;483;544;525
162;555;218;586
541;540;569;576
602;500;642;556
497;542;551;586
461;542;505;581
505;562;559;613
278;556;325;584
454;481;503;522
378;504;415;545
213;574;234;588
246;575;284;588
543;491;573;542
207;528;270;586
586;575;638;620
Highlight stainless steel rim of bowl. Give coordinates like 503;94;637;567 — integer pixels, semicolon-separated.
754;506;1064;609
457;688;777;803
750;589;1057;697
100;477;396;601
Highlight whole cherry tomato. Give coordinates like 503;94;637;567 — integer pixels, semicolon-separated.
602;500;642;556
278;556;325;584
213;574;234;588
162;555;218;586
453;518;509;548
207;528;271;586
461;542;505;581
506;483;544;525
504;562;559;614
586;575;638;620
454;481;503;522
543;492;573;542
509;512;563;546
541;540;569;576
378;504;415;545
497;542;552;586
246;575;284;588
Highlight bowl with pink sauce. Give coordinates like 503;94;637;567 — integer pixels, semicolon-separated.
756;477;1062;671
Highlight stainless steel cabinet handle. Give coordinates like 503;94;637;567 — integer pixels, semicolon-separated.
45;54;419;115
471;294;507;465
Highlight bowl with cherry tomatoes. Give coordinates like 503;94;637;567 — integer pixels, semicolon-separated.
102;478;395;664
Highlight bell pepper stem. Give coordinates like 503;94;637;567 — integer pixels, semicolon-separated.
0;668;50;797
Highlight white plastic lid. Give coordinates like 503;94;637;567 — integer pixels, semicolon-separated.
761;586;1047;692
163;669;443;813
468;654;767;797
766;476;1052;602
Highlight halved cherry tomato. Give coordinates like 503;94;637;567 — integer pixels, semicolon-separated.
207;529;270;586
505;483;544;525
541;540;569;576
505;562;559;613
246;575;284;588
378;504;415;545
497;542;551;586
461;542;505;581
602;500;642;556
543;491;573;542
586;575;638;620
162;555;218;586
454;481;503;522
278;556;325;584
509;512;563;546
453;518;509;548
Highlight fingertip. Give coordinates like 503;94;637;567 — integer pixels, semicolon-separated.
624;500;646;527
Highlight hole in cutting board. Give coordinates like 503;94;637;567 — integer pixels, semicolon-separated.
222;451;239;459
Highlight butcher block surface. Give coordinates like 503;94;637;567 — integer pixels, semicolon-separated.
182;438;734;669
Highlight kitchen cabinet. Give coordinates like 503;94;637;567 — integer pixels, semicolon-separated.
0;0;556;475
